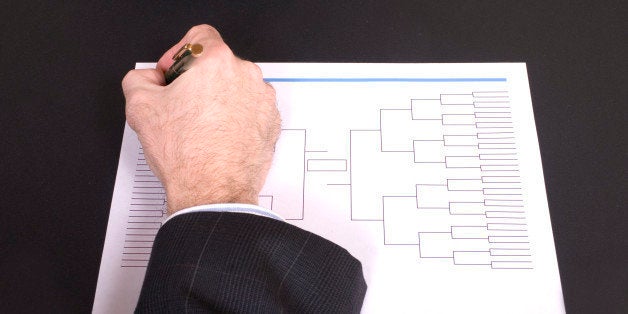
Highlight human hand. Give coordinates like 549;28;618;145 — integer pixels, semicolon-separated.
122;24;281;214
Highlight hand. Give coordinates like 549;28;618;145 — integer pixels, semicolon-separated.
122;24;281;214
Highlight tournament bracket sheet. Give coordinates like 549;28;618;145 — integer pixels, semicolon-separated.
94;63;564;313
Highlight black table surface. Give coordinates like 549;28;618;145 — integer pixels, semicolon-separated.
1;1;625;313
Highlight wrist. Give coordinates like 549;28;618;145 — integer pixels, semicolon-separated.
164;181;259;215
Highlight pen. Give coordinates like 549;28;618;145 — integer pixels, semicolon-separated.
164;43;203;84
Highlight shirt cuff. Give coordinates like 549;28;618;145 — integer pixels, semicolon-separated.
163;203;284;225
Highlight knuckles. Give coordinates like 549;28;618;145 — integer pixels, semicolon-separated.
121;69;139;92
187;24;232;60
264;82;277;99
189;24;219;37
125;100;150;132
247;62;264;81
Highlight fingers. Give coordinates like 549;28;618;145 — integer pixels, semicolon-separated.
123;24;234;134
122;68;164;94
122;68;163;132
156;24;228;73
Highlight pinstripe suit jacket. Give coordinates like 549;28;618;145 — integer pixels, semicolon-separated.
135;212;367;313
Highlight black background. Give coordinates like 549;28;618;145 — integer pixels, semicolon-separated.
1;1;625;313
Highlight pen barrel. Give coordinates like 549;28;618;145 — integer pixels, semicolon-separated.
164;43;203;85
165;51;195;84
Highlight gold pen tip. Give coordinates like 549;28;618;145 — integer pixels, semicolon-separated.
190;44;203;57
172;43;203;60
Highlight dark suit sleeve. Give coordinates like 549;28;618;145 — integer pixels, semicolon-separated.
135;212;367;313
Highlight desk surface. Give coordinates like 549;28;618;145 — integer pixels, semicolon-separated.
1;1;625;313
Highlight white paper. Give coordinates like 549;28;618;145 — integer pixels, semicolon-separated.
94;63;564;313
